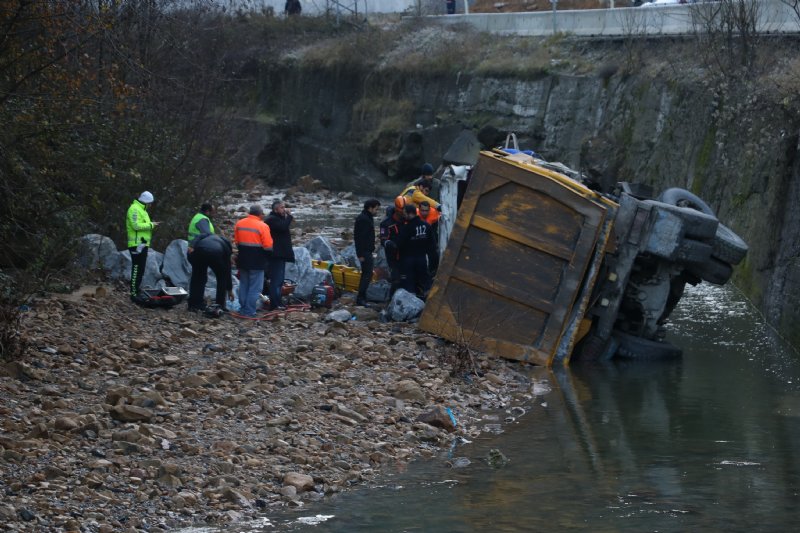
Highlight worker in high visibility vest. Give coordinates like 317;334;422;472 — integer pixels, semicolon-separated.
187;203;215;251
234;205;273;317
126;191;159;303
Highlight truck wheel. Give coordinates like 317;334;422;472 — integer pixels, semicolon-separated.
712;223;748;265
675;239;712;264
686;257;733;285
658;188;715;216
643;200;719;241
612;330;682;360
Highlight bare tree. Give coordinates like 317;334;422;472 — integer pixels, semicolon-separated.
690;0;762;75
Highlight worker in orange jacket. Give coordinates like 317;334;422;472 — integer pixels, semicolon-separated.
234;205;273;317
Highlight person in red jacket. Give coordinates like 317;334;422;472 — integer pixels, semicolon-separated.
234;205;273;317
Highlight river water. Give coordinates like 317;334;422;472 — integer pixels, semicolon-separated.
205;282;799;532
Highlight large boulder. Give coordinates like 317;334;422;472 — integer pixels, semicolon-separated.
339;243;359;268
303;236;342;264
161;239;191;288
286;247;333;298
387;289;425;321
77;234;121;272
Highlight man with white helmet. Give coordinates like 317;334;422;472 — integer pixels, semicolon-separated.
126;191;159;303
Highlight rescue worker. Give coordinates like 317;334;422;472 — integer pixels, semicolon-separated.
126;191;159;303
400;179;441;211
186;202;216;311
187;234;234;313
354;198;381;306
417;200;441;277
234;205;273;317
379;196;407;296
187;203;215;251
265;200;295;310
397;203;437;299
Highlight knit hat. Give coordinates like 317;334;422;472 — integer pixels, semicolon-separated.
138;191;154;204
421;163;434;176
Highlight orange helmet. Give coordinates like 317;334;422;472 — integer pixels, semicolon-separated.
394;195;406;210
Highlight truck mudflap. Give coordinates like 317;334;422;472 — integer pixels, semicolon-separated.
419;151;616;366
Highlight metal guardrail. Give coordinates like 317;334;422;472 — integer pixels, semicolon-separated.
433;0;800;36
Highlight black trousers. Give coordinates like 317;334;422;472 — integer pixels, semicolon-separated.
129;246;148;296
357;255;374;300
188;249;229;309
401;255;431;298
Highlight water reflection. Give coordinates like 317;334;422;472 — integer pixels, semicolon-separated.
217;284;800;532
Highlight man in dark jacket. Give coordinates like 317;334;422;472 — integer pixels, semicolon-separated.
265;200;295;310
379;196;407;296
187;234;234;312
354;198;381;306
397;204;437;299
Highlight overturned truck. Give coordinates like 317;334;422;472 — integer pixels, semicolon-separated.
419;148;748;366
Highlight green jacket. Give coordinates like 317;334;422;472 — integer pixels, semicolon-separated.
187;213;214;247
126;199;154;248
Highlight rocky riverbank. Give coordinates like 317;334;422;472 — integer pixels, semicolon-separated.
0;191;545;532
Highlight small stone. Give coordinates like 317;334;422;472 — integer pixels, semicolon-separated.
54;416;80;431
394;380;426;402
18;508;36;521
109;404;154;422
130;339;149;349
416;406;456;433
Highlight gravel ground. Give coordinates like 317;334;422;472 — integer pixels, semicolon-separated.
0;188;545;532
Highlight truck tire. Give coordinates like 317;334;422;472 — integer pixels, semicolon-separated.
674;239;713;264
711;223;748;265
658;188;715;216
612;330;682;360
643;200;719;241
686;257;733;285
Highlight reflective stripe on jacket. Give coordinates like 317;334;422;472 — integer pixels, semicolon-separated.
126;199;154;248
187;213;214;247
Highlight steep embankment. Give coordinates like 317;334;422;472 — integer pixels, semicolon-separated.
228;23;800;349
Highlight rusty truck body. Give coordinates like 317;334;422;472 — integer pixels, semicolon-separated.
419;148;747;365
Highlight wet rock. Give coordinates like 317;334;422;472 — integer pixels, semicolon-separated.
416;405;456;432
486;448;510;468
283;472;314;492
447;457;471;468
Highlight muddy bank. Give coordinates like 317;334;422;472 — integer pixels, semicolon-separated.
0;190;544;532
